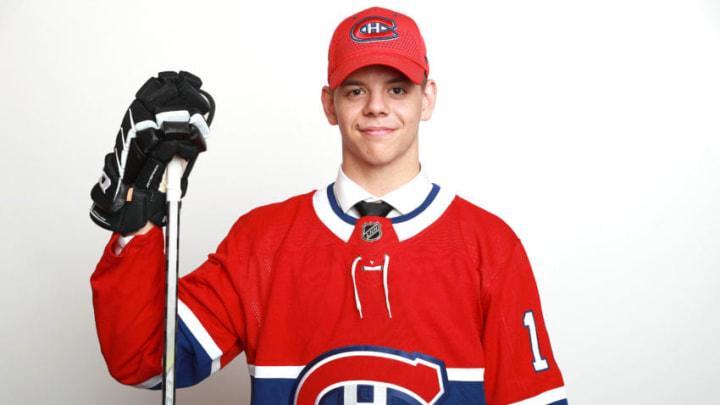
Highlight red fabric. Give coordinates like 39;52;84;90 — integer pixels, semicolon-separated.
91;227;166;384
91;191;564;403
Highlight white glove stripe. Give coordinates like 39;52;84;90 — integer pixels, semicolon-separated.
116;108;139;187
190;113;211;139
134;119;159;132
113;145;124;199
117;110;156;189
118;127;136;184
155;110;191;127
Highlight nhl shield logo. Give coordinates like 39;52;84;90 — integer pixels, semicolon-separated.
361;222;382;242
351;15;399;42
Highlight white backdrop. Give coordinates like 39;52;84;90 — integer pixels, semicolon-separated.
1;0;719;404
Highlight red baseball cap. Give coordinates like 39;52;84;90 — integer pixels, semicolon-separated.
327;7;429;89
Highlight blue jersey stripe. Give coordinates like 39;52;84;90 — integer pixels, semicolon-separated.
148;317;214;390
250;377;296;404
326;183;441;225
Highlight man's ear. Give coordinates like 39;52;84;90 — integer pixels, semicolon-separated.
321;85;338;125
420;79;437;121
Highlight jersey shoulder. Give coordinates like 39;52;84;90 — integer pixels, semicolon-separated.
450;195;520;241
222;190;317;251
446;195;522;268
241;189;316;225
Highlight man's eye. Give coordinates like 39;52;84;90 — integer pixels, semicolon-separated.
391;87;406;95
348;88;363;96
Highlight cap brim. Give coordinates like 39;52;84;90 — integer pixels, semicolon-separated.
329;52;426;89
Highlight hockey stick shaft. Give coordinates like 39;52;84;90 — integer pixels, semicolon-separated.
162;156;184;405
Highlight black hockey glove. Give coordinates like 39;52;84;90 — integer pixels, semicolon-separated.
89;71;215;234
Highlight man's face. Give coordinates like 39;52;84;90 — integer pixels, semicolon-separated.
321;65;436;173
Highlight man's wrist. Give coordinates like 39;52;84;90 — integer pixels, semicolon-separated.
113;222;156;255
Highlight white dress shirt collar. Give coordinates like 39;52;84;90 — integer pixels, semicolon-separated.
333;165;433;218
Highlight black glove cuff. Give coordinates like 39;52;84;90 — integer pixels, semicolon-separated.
89;188;167;234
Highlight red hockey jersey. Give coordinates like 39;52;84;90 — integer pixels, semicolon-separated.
91;183;567;405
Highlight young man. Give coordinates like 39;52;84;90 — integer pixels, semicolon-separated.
90;7;568;405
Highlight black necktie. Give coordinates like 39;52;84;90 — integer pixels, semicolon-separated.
354;200;394;217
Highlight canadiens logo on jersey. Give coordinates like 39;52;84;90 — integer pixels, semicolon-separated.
291;346;449;405
361;222;382;242
351;16;399;42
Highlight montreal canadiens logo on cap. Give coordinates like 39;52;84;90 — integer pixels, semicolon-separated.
351;15;398;42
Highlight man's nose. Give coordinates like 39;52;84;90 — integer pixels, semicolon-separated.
363;91;389;117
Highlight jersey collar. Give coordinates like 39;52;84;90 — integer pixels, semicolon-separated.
313;165;456;242
333;165;434;218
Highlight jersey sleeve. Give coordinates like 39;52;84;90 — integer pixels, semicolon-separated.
90;224;246;389
479;239;568;405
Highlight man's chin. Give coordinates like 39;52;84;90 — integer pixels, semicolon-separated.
358;153;404;170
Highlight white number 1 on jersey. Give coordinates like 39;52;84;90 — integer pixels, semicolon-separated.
523;310;550;372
